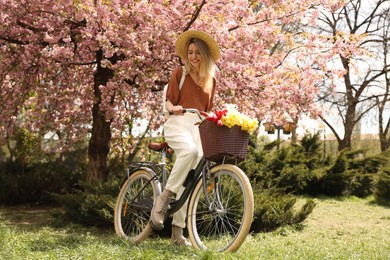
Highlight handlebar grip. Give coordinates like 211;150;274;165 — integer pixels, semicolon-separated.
169;108;203;120
169;109;186;115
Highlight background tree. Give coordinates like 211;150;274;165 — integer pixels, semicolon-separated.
0;0;344;183
314;0;390;151
376;7;390;152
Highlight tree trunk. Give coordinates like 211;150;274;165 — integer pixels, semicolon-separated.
378;105;390;152
378;57;390;152
290;117;299;144
338;114;354;151
87;102;111;183
336;56;355;152
379;133;390;152
87;50;114;183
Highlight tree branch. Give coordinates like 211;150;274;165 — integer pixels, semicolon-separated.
319;115;341;143
184;0;207;31
0;36;27;45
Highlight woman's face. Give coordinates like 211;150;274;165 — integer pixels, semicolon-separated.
187;42;202;70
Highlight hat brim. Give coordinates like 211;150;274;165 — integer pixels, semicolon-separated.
175;30;220;62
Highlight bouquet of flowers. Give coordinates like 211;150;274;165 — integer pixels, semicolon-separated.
201;104;259;134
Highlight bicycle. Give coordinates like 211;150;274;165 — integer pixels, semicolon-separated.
113;109;254;252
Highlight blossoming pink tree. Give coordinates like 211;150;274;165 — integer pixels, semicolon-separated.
0;0;345;182
313;0;390;151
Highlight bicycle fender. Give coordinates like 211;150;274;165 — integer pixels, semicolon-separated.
119;167;161;196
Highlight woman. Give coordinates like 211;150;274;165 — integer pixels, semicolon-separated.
150;30;220;246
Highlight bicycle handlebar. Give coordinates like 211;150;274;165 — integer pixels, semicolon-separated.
183;108;203;120
169;108;204;121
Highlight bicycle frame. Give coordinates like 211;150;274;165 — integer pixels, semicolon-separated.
115;108;253;252
125;108;227;219
126;147;218;220
166;158;208;216
164;154;237;217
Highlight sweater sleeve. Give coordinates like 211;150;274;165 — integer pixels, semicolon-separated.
207;78;217;112
165;67;183;105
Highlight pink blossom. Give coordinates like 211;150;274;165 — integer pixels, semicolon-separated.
0;0;347;150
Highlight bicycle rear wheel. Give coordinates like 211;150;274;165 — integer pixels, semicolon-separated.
114;168;160;243
187;164;254;252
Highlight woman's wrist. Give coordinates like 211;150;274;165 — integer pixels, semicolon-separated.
169;106;182;115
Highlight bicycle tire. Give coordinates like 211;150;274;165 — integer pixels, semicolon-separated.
114;168;161;243
187;164;254;252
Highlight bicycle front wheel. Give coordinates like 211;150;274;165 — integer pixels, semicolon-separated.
187;164;254;252
114;168;160;243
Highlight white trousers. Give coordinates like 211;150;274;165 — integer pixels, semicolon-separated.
163;113;203;228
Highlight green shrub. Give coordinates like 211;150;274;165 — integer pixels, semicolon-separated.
240;134;321;231
51;157;126;227
344;170;373;197
318;150;349;196
241;132;327;195
52;188;116;227
373;167;390;204
320;150;388;197
250;186;315;232
0;148;86;204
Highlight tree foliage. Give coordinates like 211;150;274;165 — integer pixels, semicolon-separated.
1;0;346;181
314;0;390;151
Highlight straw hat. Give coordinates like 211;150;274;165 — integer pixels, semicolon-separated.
175;30;220;62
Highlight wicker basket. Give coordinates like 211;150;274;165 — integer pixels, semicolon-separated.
199;120;250;163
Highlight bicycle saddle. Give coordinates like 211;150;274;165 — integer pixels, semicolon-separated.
148;142;171;152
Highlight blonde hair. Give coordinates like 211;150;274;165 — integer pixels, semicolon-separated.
184;38;216;92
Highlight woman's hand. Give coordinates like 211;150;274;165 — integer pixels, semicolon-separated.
166;100;184;115
170;105;184;115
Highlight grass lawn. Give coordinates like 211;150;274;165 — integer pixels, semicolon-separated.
0;196;389;259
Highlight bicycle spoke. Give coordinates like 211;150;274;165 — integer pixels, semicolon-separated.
187;165;253;252
114;169;158;243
